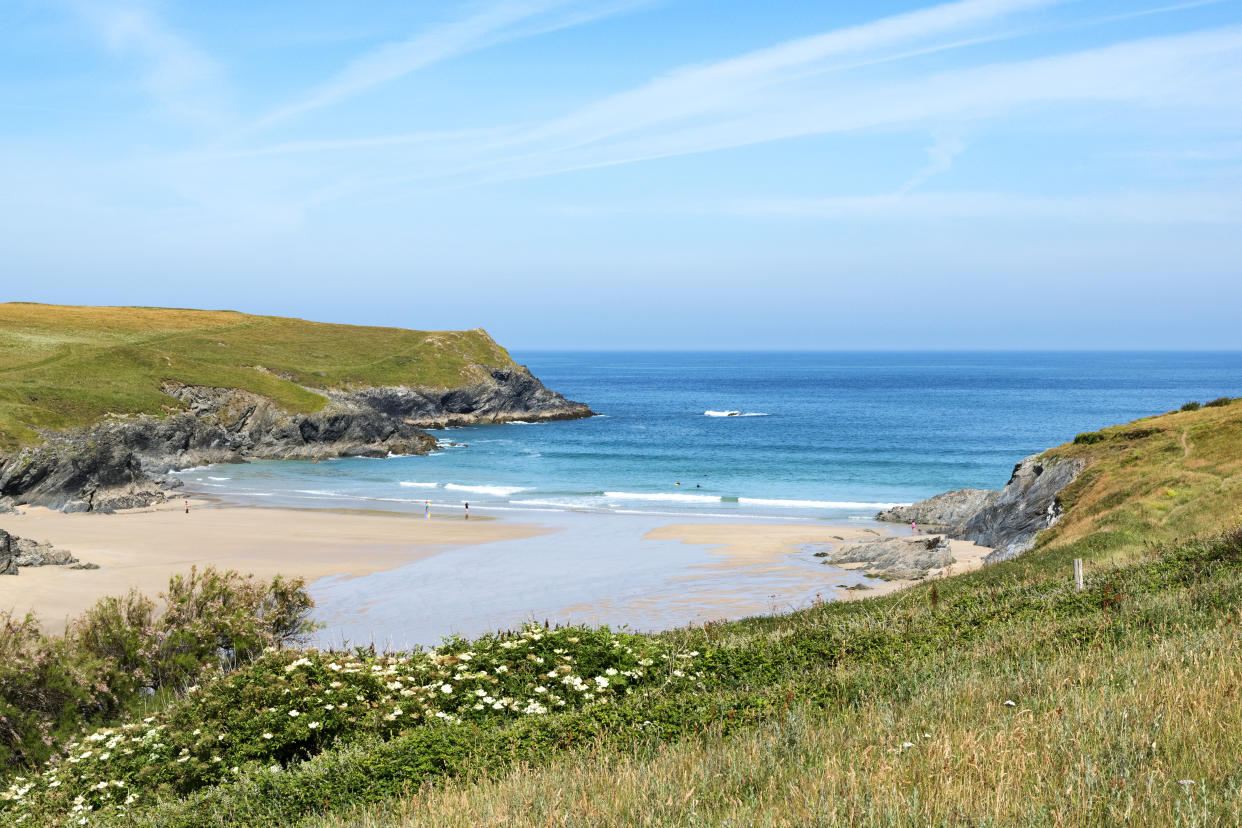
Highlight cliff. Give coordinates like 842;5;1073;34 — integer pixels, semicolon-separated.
876;395;1242;564
876;453;1086;563
0;305;592;512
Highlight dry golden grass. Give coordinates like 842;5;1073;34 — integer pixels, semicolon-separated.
316;615;1242;827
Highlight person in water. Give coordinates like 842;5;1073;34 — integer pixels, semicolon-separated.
464;502;470;520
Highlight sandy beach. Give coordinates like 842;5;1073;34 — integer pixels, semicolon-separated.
2;502;994;638
644;522;994;603
0;500;552;631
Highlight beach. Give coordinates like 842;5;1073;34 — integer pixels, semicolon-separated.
0;499;991;641
0;499;552;631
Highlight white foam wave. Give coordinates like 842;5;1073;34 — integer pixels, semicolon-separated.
294;489;343;497
704;410;770;417
738;497;907;509
603;491;721;504
444;483;529;497
399;481;440;488
208;476;230;481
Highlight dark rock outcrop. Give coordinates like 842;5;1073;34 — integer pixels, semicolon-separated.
875;453;1085;564
829;535;955;580
0;366;592;512
348;367;592;427
0;529;88;574
876;488;999;529
961;455;1086;563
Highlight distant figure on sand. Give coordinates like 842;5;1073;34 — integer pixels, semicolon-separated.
911;520;917;535
424;501;430;519
185;500;189;514
464;502;470;520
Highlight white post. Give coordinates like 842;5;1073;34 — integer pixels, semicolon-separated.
1074;558;1084;591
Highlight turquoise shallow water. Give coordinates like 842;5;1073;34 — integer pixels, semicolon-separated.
182;351;1242;521
178;351;1242;645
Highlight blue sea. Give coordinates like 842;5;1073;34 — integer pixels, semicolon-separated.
179;352;1242;645
184;351;1242;521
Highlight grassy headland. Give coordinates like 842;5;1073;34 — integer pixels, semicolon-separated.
0;304;518;451
2;394;1241;824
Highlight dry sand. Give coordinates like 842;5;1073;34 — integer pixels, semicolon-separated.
2;504;994;636
0;499;551;631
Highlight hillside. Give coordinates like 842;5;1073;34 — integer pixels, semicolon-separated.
0;303;524;451
0;304;590;511
2;399;1240;825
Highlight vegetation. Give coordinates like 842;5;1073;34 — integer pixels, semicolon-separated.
0;569;314;773
2;398;1241;825
1032;395;1242;572
0;304;518;451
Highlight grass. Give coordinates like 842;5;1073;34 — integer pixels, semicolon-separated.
1019;396;1242;573
4;391;1242;825
0;303;518;451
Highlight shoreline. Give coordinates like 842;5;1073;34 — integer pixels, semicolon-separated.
1;499;993;640
0;499;553;631
642;523;994;607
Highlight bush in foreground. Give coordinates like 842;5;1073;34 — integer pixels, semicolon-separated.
0;568;314;774
0;624;704;824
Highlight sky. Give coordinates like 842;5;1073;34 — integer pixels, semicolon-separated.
2;0;1241;349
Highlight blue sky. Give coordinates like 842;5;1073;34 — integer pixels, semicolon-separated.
2;0;1241;349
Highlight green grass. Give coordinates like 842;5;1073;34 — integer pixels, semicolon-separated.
4;393;1242;825
0;303;519;451
1015;396;1242;575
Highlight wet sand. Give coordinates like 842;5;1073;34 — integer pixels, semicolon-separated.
1;504;993;639
0;499;552;631
643;522;994;605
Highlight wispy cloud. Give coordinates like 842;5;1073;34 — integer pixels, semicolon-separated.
898;131;968;194
69;0;228;127
250;0;650;133
465;23;1242;183
504;0;1059;155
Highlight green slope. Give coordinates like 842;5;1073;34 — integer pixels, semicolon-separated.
4;385;1242;825
0;303;519;451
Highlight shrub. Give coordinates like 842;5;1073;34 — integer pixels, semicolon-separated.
0;569;314;775
1073;431;1104;445
1205;397;1233;408
0;614;112;771
1180;401;1201;412
0;624;705;822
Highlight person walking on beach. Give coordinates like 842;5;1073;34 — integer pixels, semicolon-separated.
424;500;430;519
185;500;189;514
464;502;469;520
911;520;917;535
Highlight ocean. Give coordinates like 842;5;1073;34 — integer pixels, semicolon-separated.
183;351;1242;521
178;351;1242;645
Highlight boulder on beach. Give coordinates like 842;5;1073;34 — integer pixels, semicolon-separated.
828;535;956;581
0;528;91;575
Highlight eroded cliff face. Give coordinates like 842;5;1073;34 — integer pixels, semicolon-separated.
874;453;1086;564
960;455;1086;563
0;368;592;513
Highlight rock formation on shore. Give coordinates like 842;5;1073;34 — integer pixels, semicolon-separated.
829;535;956;580
875;453;1085;564
0;528;95;574
0;368;592;513
876;489;999;529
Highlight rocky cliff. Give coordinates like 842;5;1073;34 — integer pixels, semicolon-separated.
876;453;1085;563
876;488;999;529
0;367;592;513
